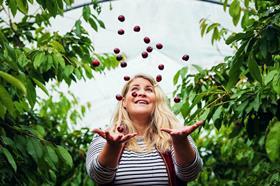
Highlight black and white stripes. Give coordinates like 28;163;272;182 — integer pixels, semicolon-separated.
86;136;203;185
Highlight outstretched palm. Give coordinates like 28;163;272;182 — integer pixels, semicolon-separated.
161;120;204;141
93;128;137;146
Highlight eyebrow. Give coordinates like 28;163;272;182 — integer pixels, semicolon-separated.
131;84;153;88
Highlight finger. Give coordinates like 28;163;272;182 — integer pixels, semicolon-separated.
115;134;123;141
161;128;172;134
92;128;106;138
120;133;137;143
105;131;114;141
187;120;204;133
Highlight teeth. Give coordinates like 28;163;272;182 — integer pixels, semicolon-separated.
136;100;148;104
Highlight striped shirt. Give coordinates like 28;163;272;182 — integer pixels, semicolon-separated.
86;136;203;185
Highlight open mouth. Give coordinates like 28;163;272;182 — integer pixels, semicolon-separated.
135;100;149;104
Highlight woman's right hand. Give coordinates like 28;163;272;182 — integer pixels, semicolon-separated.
93;128;137;146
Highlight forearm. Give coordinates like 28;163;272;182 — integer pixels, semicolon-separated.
172;137;195;166
98;142;123;168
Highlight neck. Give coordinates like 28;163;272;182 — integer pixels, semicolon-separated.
131;116;151;136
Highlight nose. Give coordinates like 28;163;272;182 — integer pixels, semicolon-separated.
137;88;146;97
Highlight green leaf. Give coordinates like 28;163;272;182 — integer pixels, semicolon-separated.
32;78;49;96
74;20;82;36
0;71;27;95
198;107;210;121
192;64;203;73
63;65;74;78
4;43;17;64
272;74;280;95
212;106;223;124
206;23;220;34
248;55;262;84
264;70;277;85
88;17;98;32
26;78;36;108
27;138;43;163
2;147;17;172
56;146;73;168
16;0;28;14
223;0;228;11
46;145;58;164
33;52;46;69
0;104;7;119
97;19;105;29
265;121;280;162
8;0;17;16
82;6;91;21
200;18;207;37
50;40;65;53
173;70;180;85
229;0;241;26
0;85;16;117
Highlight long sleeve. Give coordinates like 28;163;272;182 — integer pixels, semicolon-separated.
171;136;203;181
86;136;117;184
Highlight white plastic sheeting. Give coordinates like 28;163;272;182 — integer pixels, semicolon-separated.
43;0;239;129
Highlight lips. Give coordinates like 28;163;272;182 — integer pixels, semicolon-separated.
135;100;149;104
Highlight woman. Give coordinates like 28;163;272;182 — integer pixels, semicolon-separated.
86;74;203;185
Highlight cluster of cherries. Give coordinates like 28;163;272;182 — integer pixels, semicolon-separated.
91;15;190;104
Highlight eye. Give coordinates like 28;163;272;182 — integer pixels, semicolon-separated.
131;87;138;91
146;88;153;92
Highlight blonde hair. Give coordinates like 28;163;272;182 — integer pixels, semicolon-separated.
110;74;180;153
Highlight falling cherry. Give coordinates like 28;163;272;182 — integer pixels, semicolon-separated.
182;54;189;61
133;25;141;32
142;51;148;58
156;75;162;82
132;92;137;97
124;76;130;81
118;15;125;22
116;54;123;61
120;62;127;68
158;64;164;70
118;29;125;35
91;59;100;67
156;43;163;49
116;94;123;101
117;126;124;133
143;37;150;44
174;96;181;103
114;48;120;54
146;46;153;53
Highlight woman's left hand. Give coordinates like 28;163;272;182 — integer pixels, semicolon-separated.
161;120;204;141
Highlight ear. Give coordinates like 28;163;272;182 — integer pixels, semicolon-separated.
122;97;127;109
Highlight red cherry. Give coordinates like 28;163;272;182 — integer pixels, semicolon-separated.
158;64;164;70
116;94;123;101
118;15;125;22
146;46;153;53
143;37;150;44
120;62;127;68
182;54;189;61
142;51;148;58
132;92;137;97
116;54;123;61
174;96;181;103
124;76;130;81
133;25;141;32
114;48;120;54
156;43;163;49
117;126;124;133
156;75;162;82
118;29;125;35
91;59;100;67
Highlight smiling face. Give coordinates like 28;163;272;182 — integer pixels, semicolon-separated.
122;77;156;119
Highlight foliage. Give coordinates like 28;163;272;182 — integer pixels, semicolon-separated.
0;0;118;185
173;0;280;185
